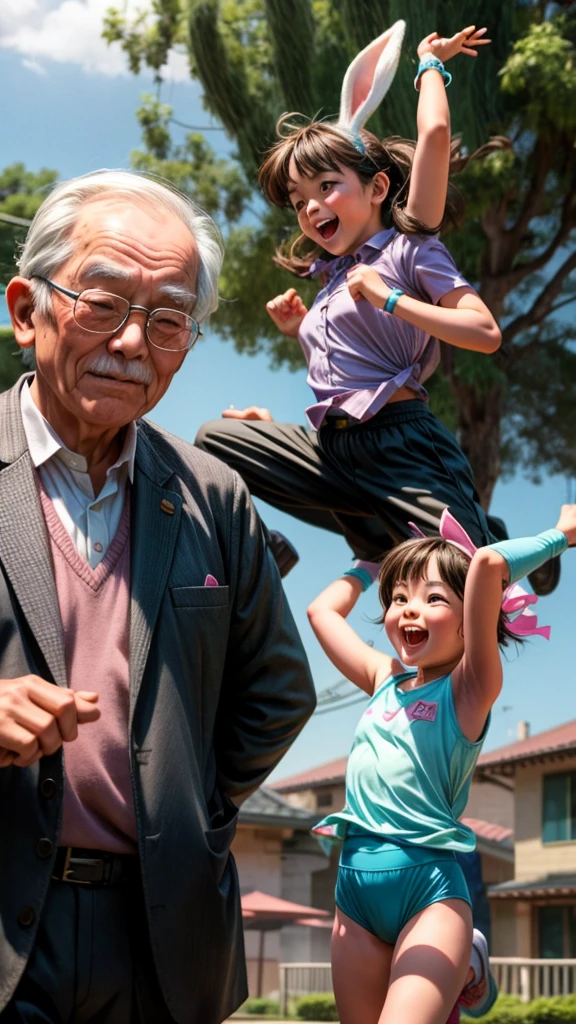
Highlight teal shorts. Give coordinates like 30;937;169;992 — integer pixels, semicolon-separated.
335;831;471;946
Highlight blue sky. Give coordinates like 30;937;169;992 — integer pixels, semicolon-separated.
1;10;575;783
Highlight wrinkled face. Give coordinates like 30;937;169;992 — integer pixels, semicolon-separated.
384;554;465;670
287;158;386;256
30;196;198;434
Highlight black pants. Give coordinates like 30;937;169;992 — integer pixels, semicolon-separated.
196;401;503;560
1;876;173;1024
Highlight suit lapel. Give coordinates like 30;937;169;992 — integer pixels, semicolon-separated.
129;428;182;718
0;378;67;687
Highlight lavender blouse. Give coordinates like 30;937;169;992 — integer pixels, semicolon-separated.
298;228;470;429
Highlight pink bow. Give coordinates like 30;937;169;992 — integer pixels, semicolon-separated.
408;510;550;641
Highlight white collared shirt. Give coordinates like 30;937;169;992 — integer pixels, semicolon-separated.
20;381;137;569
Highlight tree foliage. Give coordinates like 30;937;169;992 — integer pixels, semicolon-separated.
101;2;575;505
0;163;58;287
0;164;59;390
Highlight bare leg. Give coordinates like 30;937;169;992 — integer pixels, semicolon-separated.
379;899;472;1024
331;907;394;1024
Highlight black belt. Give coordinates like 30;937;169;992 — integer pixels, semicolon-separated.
321;413;357;430
51;847;138;886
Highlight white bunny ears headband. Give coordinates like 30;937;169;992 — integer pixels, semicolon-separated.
337;20;406;148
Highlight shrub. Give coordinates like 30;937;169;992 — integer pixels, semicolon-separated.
525;996;576;1022
242;996;281;1015
462;993;576;1023
295;993;339;1021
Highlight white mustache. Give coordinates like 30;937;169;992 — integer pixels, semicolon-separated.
85;353;154;386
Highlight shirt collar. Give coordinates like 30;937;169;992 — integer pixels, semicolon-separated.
20;379;137;483
307;228;396;280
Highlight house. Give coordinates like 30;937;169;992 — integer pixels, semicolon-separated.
233;786;329;996
476;719;576;958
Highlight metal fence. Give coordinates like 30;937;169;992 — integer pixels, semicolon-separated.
279;958;576;1011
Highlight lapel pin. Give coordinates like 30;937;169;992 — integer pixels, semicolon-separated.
160;499;176;516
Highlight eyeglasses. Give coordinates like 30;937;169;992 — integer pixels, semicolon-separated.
32;276;202;353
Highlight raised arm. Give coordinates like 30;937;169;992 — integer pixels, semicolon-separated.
347;275;502;354
406;27;490;230
453;506;576;741
307;572;401;696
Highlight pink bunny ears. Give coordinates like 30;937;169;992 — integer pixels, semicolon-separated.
408;510;551;641
338;21;406;139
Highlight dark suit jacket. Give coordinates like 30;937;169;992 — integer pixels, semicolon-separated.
0;375;316;1023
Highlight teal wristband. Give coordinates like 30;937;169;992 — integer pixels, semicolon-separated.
488;528;568;586
343;567;373;592
384;288;404;315
414;56;452;90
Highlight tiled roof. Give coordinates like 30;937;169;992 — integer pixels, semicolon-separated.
461;817;513;846
271;757;347;792
478;719;576;773
239;786;318;828
489;874;576;899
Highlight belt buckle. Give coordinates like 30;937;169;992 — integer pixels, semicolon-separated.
54;848;106;885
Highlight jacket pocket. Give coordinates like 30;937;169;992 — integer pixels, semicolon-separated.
204;795;239;882
170;585;229;609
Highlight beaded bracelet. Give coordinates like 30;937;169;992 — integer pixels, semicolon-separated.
414;55;452;91
384;288;404;315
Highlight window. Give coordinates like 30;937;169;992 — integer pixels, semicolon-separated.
317;792;333;809
539;906;576;958
542;772;576;843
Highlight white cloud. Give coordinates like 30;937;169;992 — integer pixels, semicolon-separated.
0;0;191;81
22;58;48;75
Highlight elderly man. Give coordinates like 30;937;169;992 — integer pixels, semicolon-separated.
0;170;315;1024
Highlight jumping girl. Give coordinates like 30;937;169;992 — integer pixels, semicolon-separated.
306;507;575;1024
196;20;557;594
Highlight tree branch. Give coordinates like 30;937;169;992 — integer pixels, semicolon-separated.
505;137;551;253
502;250;576;345
504;189;576;289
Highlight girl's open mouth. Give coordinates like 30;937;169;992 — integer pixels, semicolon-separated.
316;217;339;241
401;626;429;649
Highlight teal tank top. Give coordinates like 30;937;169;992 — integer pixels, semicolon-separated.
313;671;489;853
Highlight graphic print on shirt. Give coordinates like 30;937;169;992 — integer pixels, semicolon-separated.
406;699;438;723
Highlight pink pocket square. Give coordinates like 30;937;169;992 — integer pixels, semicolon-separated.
204;575;219;587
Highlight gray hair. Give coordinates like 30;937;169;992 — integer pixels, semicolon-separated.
18;169;224;325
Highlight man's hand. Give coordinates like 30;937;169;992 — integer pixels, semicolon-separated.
266;288;308;337
417;26;491;63
0;676;100;768
347;265;391;309
222;406;274;422
555;504;576;547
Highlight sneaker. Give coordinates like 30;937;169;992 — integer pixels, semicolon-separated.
458;929;498;1018
268;530;299;578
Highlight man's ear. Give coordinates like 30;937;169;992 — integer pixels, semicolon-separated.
5;277;37;350
371;171;390;207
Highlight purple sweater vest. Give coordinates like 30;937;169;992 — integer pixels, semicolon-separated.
38;482;137;854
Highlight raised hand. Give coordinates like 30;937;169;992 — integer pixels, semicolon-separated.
266;288;308;337
555;504;576;547
418;26;491;63
0;676;100;768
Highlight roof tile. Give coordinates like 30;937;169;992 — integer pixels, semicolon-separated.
478;719;576;769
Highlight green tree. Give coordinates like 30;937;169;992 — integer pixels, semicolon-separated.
0;163;58;390
106;1;576;508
